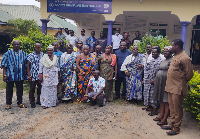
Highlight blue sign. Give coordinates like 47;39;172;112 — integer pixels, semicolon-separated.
47;0;112;14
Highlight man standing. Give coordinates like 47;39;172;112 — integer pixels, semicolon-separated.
58;40;67;53
54;28;66;42
162;39;193;135
115;41;132;100
27;43;44;108
132;31;142;46
52;41;63;67
1;40;27;109
63;28;69;38
122;33;131;49
77;29;88;45
143;44;152;64
112;28;123;53
95;31;107;53
66;30;78;48
84;70;105;107
87;31;96;52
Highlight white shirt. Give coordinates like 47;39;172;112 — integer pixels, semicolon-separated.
66;35;78;48
112;34;123;49
88;76;105;94
121;54;144;71
60;52;71;66
78;35;88;45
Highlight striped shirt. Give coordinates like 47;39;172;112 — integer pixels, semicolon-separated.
1;49;27;82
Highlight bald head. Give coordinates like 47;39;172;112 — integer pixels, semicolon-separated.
13;40;20;52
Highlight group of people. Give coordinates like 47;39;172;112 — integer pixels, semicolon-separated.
1;27;194;136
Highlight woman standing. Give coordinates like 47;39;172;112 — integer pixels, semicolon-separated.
121;46;144;103
39;45;61;109
76;45;98;103
60;44;79;101
98;45;117;102
152;46;172;125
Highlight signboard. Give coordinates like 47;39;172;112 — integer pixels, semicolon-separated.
47;0;112;14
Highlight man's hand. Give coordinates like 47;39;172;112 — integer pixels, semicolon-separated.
150;79;154;85
3;76;7;82
39;76;43;83
84;96;88;101
28;77;32;82
125;72;130;77
92;96;97;101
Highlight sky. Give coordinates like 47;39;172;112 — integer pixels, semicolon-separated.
0;0;40;7
0;0;77;26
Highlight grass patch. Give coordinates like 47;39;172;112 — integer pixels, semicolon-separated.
0;76;6;90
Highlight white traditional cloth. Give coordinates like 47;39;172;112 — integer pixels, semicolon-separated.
77;35;88;45
39;58;60;107
88;76;105;94
121;54;144;71
66;35;78;48
112;34;123;49
60;52;71;66
40;54;57;69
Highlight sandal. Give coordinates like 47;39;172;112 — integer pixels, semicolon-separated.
161;126;173;130
42;106;47;109
146;107;153;111
157;121;168;126
148;111;158;116
153;117;162;121
17;104;27;108
166;130;180;135
5;105;11;110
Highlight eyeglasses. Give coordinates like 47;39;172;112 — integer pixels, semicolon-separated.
116;30;120;31
81;31;85;32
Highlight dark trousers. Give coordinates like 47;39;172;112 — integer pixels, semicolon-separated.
6;80;24;105
115;77;127;97
29;80;41;104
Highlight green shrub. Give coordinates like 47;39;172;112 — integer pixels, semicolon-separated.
184;71;200;127
130;35;171;54
9;28;67;54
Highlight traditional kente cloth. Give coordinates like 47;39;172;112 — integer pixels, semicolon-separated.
121;53;144;100
1;49;27;82
143;56;162;106
77;53;97;102
99;54;116;101
60;52;78;100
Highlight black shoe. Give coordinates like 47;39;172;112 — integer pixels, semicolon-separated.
114;96;120;100
121;96;126;100
36;102;41;105
31;104;36;108
99;103;104;107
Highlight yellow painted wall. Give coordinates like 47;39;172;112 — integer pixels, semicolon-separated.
103;0;200;22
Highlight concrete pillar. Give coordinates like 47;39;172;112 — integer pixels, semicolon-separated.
180;21;191;50
40;19;49;35
106;20;115;45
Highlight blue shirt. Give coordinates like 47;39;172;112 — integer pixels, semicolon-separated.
115;49;132;77
27;51;44;81
87;36;96;52
1;49;27;82
53;50;63;67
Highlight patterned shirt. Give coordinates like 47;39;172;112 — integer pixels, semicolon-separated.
27;51;44;81
1;49;27;82
88;76;105;94
53;50;63;67
87;36;96;52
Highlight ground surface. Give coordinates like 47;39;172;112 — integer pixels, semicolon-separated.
0;88;199;139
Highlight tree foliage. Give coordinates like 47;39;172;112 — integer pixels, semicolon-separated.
130;35;171;53
9;28;58;54
6;18;38;37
